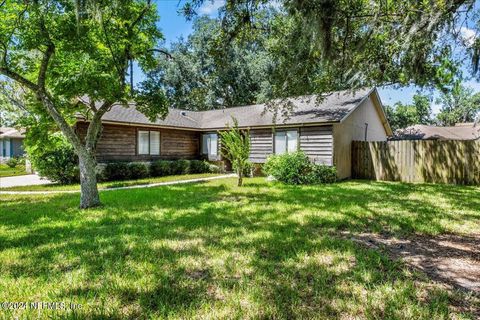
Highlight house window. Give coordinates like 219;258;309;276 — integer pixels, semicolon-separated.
202;133;218;157
274;130;298;154
138;130;160;155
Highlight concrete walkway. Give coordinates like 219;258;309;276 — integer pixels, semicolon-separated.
0;174;236;195
0;174;52;188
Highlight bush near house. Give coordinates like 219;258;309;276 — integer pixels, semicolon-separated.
150;160;173;177
103;160;215;183
264;151;337;184
5;157;19;168
28;139;80;184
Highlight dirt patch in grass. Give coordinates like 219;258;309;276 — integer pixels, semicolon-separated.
344;232;480;316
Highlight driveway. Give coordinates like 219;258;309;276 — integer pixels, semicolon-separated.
0;174;52;188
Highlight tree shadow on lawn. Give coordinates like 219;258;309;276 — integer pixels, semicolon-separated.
0;180;478;318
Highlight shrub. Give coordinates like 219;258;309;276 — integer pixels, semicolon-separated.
264;151;336;185
28;139;79;184
171;159;190;175
150;160;173;176
189;160;210;173
264;152;313;185
208;163;224;173
313;165;337;183
128;163;149;180
103;162;130;181
5;158;18;168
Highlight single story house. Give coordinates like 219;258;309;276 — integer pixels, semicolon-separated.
395;123;480;141
75;88;392;179
0;127;25;162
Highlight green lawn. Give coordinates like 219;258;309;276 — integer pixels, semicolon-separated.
0;178;478;319
1;173;224;191
0;164;27;177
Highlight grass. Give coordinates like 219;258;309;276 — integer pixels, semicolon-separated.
0;173;223;191
0;178;479;319
0;164;27;177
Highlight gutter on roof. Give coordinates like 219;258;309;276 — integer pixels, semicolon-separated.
77;119;202;132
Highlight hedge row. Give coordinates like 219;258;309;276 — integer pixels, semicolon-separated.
101;160;221;182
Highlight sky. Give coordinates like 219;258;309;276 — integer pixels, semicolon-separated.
150;0;480;114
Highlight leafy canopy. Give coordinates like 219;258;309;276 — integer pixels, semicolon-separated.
436;84;480;126
182;0;477;97
385;94;433;131
0;0;166;121
143;14;274;110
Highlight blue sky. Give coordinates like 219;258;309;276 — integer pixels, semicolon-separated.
151;0;480;113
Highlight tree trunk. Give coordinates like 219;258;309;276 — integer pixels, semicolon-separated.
237;168;243;187
78;152;101;209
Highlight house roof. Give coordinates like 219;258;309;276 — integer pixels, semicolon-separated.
0;127;25;139
396;124;480;140
79;88;388;132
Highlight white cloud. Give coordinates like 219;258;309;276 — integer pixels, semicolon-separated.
459;26;477;47
198;0;225;15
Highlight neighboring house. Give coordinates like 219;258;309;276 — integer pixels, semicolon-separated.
0;127;25;162
395;123;480;141
75;88;392;179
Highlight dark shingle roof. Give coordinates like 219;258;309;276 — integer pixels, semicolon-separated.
82;88;375;130
396;124;480;140
100;104;202;129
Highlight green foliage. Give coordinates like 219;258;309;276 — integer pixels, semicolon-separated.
218;118;251;186
1;179;479;318
385;94;433;131
144;15;274;110
5;158;18;168
103;162;131;181
181;0;478;99
150;159;213;177
208;163;225;174
27;134;79;184
436;84;480;126
264;151;336;185
264;151;314;185
0;0;164;108
312;165;337;184
128;163;149;180
171;159;190;175
189;160;211;174
150;160;173;177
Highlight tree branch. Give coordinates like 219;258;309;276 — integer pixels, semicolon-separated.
85;100;113;152
0;67;39;92
37;23;55;90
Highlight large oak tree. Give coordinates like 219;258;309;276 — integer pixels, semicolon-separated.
0;0;166;208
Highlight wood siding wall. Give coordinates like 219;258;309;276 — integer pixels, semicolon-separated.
300;126;333;165
249;126;333;164
76;122;200;162
249;129;273;163
352;140;480;185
